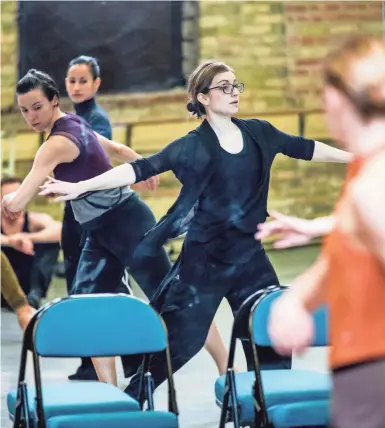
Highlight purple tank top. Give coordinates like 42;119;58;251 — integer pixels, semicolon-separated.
51;114;112;182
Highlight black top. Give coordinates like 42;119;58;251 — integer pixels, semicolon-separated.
188;128;263;263
130;117;315;266
74;98;112;139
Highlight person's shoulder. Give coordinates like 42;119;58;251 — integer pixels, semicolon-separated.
93;103;110;120
235;117;271;132
88;105;112;133
236;117;266;126
169;127;202;149
359;152;385;180
352;152;385;203
95;102;108;114
53;113;90;132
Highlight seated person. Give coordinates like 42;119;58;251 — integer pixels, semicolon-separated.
1;251;36;330
1;177;62;308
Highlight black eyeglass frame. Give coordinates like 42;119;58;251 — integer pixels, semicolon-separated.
206;82;245;95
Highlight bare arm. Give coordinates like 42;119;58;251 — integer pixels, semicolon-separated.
312;141;353;163
95;133;141;163
39;136;185;201
38;163;137;201
287;254;329;312
95;133;159;191
79;164;136;192
0;234;11;246
1;232;34;255
25;212;62;243
256;212;335;249
3;136;79;212
268;253;329;355
308;215;335;237
262;120;351;163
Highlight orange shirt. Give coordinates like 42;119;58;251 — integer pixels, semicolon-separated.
324;156;385;369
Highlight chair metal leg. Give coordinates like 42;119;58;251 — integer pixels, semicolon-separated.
13;381;32;428
145;372;155;411
14;340;29;428
32;354;46;428
219;371;231;428
229;370;241;428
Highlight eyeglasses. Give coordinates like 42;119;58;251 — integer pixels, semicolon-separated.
207;82;244;95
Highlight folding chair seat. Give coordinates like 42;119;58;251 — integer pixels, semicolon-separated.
8;294;179;427
46;411;178;428
8;382;140;423
216;287;331;427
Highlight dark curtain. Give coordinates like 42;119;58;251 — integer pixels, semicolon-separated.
18;1;184;95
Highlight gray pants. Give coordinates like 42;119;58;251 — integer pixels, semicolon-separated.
332;359;385;428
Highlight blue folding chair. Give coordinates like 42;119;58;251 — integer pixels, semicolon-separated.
215;286;292;427
8;294;179;428
216;287;331;428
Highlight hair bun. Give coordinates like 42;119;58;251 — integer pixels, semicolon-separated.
186;101;197;115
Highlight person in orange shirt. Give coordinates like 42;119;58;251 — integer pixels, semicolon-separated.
267;35;385;428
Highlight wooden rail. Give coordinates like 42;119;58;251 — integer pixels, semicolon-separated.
33;108;324;147
114;108;324;147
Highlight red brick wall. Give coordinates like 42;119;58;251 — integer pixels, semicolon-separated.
284;1;383;108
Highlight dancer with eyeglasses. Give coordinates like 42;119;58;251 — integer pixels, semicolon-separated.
39;60;351;395
64;54;234;379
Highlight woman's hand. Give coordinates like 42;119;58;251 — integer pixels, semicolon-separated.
268;293;314;355
256;211;317;249
132;175;160;192
39;177;84;201
2;193;24;220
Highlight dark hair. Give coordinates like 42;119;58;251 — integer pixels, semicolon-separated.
16;69;60;104
1;176;22;188
324;35;385;119
68;55;100;80
186;60;233;118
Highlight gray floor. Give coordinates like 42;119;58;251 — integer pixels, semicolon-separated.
1;246;329;427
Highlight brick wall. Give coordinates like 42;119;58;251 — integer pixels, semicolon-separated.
284;1;383;108
1;0;18;112
200;1;288;112
200;1;383;110
1;1;382;221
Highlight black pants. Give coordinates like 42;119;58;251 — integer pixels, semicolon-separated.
63;198;168;373
125;240;282;398
1;243;60;308
72;195;171;299
28;243;60;298
61;202;84;295
62;202;131;295
72;195;172;375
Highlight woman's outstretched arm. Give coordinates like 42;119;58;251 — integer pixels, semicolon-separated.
39;136;187;201
2;136;79;215
39;163;137;201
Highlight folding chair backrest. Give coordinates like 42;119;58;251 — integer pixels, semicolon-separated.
33;294;167;357
232;286;280;340
251;289;328;347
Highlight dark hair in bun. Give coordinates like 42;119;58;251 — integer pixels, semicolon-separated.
16;69;60;105
186;100;206;117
